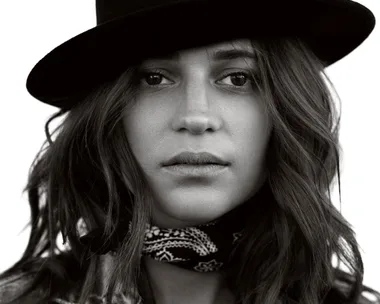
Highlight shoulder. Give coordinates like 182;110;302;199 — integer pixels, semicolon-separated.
0;269;81;304
0;270;43;304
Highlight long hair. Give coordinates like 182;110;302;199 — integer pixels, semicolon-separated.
1;37;379;304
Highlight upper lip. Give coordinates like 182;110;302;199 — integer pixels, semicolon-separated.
162;152;230;166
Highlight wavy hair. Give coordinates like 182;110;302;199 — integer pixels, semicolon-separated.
1;37;379;304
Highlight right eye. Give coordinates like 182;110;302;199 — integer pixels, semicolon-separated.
139;70;173;87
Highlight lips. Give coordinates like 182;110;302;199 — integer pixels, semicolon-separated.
162;151;230;166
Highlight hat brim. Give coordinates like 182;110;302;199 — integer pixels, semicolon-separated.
26;0;376;108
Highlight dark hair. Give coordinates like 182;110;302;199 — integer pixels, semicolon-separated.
1;37;379;304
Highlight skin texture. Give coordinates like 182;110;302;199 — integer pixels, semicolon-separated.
123;38;272;231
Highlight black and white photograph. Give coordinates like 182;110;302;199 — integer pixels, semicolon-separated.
0;1;379;303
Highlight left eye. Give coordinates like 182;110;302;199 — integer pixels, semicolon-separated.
219;72;251;87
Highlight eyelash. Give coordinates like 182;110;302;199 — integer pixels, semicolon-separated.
138;69;256;90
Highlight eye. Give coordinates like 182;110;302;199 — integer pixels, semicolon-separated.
218;71;252;88
140;70;172;86
138;69;256;89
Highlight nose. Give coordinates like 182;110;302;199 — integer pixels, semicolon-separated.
171;78;222;135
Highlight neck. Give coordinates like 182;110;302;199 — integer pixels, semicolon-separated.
143;256;235;304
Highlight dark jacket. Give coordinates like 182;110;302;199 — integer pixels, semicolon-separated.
0;255;378;304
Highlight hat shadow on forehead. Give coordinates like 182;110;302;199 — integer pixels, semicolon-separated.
145;38;256;63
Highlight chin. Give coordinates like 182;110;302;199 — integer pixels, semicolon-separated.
151;190;239;228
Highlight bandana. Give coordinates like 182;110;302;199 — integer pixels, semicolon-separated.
79;182;270;273
141;202;247;272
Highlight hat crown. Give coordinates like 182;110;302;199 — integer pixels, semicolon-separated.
96;0;197;24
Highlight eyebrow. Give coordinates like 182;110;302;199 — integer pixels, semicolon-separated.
151;49;257;62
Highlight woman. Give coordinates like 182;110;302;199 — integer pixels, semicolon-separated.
0;0;379;303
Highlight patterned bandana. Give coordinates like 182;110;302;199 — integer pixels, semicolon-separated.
141;202;247;272
79;182;270;273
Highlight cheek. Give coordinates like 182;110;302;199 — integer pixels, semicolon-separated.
228;97;271;150
228;98;271;176
125;100;158;137
123;104;148;160
123;98;168;167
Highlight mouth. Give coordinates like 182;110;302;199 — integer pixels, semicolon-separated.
166;163;226;167
162;151;230;167
162;163;229;177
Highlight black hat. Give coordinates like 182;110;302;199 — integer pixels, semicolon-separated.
26;0;376;109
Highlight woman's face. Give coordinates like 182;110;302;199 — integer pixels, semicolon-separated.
123;39;272;228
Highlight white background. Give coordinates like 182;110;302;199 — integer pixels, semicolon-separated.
0;0;379;293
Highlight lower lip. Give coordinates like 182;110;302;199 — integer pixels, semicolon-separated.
162;164;228;177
